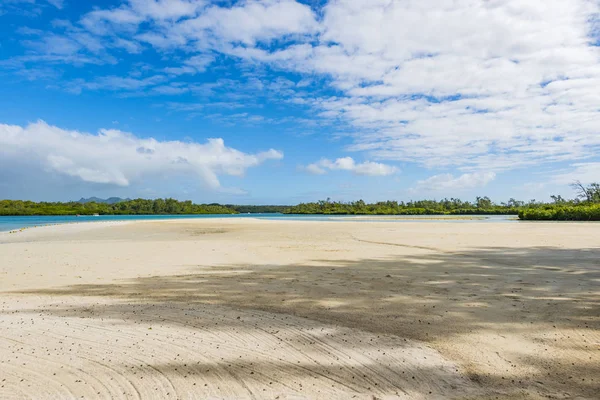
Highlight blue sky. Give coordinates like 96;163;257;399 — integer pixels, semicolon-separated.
1;0;599;204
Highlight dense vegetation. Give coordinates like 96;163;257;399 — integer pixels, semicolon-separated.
225;205;290;213
0;199;235;216
516;181;600;221
284;197;522;215
1;182;598;220
519;204;600;221
285;182;600;221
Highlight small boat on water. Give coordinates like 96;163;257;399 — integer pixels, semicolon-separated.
93;213;100;216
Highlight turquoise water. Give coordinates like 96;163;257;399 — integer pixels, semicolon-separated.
0;214;517;232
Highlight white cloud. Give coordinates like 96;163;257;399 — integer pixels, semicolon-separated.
45;0;63;9
304;157;398;176
128;0;203;20
222;0;600;171
164;54;215;75
0;120;283;189
81;0;204;33
80;0;316;46
315;1;600;170
176;0;317;46
8;0;600;174
553;162;600;185
304;163;326;175
413;172;496;192
112;37;143;53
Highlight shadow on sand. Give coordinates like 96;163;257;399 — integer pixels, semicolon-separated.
9;245;600;398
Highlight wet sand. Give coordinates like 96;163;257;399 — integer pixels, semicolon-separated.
1;219;599;399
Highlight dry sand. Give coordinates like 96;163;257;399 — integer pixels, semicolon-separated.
0;218;598;399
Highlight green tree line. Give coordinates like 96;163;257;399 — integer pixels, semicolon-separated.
0;199;236;216
285;182;600;221
225;205;290;213
284;197;523;215
518;204;600;221
517;181;600;221
1;181;598;220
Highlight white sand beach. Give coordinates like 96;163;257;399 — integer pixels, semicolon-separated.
1;219;599;399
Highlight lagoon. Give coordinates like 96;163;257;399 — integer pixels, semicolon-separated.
0;213;517;232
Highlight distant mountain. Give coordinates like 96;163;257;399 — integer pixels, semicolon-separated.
77;197;130;204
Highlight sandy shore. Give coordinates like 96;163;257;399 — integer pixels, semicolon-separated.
1;219;599;399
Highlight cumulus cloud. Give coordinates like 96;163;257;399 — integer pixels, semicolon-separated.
0;120;283;189
303;157;398;176
413;172;496;192
298;0;600;171
7;0;600;173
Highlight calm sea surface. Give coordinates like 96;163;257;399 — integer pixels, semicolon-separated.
0;214;517;232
